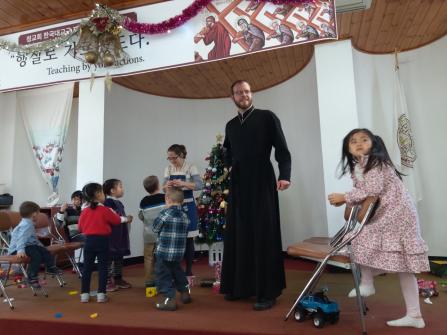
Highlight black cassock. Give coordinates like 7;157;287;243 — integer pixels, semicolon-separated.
220;107;291;300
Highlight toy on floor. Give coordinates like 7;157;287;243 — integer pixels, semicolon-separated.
187;275;196;288
212;281;220;294
13;275;27;288
417;278;439;298
146;286;157;297
293;290;340;328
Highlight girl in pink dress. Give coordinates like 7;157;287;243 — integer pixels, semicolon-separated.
328;128;429;329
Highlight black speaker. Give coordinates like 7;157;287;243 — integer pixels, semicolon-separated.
0;194;13;206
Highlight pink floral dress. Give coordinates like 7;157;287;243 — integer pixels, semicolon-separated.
345;162;429;273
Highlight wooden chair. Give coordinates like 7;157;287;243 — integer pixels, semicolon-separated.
284;196;379;335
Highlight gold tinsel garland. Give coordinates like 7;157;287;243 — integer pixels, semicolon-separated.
0;4;127;67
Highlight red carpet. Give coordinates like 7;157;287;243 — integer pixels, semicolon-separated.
1;256;445;335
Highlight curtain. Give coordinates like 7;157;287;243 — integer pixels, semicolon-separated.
17;83;74;206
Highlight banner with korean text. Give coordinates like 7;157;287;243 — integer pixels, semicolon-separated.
0;0;337;92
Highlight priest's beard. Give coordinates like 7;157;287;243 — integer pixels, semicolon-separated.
233;98;252;110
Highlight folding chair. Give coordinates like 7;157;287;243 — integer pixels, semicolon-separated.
0;211;50;309
284;196;378;335
49;215;83;278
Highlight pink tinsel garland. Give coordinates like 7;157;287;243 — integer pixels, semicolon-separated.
123;0;313;35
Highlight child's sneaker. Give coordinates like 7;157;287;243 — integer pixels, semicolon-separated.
106;279;118;292
115;278;132;289
180;290;192;304
155;297;177;311
80;293;90;303
97;292;108;303
46;266;64;276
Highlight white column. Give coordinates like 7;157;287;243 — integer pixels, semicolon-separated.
76;79;105;189
315;39;359;235
0;92;17;194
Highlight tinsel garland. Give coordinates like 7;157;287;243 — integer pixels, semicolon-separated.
0;28;80;54
123;0;312;34
0;0;314;55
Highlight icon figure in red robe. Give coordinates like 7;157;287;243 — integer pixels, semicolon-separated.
194;16;231;60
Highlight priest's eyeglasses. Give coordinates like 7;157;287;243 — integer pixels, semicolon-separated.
233;89;251;96
167;156;179;161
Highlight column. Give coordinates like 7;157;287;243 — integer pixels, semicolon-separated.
315;39;359;235
76;78;105;189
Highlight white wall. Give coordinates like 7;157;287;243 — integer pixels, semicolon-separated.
103;56;326;258
0;92;16;194
353;36;447;256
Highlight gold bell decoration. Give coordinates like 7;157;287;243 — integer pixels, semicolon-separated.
84;51;98;64
102;51;115;67
76;4;128;67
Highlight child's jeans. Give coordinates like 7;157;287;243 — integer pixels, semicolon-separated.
81;235;109;294
156;258;189;298
24;245;55;279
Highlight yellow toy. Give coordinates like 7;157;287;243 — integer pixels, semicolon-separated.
145;286;157;297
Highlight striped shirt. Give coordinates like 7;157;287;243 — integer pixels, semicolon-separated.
153;205;189;261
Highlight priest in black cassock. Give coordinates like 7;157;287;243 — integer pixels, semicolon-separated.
220;80;291;311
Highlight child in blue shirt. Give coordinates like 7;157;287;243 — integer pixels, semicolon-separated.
8;201;61;288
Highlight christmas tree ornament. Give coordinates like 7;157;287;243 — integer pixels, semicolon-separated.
197;136;230;245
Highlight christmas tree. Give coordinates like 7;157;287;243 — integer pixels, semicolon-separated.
197;134;230;245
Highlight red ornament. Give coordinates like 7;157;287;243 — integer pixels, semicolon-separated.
92;17;109;32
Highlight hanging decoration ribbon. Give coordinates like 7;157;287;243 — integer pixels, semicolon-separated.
0;0;314;65
123;0;312;34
